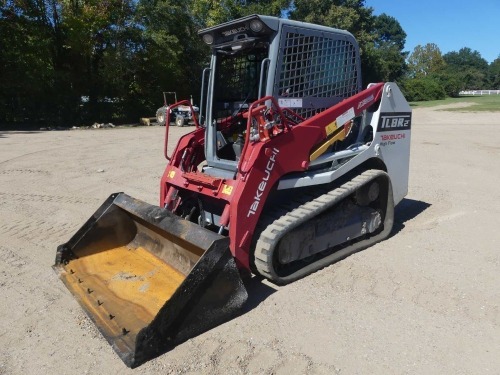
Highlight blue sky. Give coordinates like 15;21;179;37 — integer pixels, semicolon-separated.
365;0;500;63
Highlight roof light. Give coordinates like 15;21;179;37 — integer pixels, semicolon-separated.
249;19;264;33
202;33;214;45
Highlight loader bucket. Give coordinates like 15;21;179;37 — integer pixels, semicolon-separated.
53;193;247;368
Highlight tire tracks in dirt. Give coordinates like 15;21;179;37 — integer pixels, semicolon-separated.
0;192;101;206
0;169;51;176
143;337;339;374
0;216;80;246
0;146;69;166
307;259;500;328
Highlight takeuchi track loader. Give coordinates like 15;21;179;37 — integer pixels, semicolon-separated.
54;15;411;367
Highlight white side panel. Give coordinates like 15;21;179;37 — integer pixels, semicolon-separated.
277;83;411;206
373;83;411;205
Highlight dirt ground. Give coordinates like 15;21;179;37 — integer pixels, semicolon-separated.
1;105;499;375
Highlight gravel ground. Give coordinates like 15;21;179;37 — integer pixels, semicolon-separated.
0;105;499;374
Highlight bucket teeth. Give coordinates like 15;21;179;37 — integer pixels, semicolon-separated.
53;192;248;368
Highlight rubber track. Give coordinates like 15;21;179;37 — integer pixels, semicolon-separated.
254;169;393;285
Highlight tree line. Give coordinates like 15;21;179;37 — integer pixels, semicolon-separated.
1;0;498;126
404;44;500;101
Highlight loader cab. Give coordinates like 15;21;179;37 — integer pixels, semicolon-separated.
198;15;362;178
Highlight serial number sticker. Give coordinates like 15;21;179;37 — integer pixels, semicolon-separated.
325;121;338;136
168;170;175;179
336;107;355;126
278;98;303;108
222;184;233;195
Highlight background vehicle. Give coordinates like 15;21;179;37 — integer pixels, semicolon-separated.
54;15;411;368
156;91;199;126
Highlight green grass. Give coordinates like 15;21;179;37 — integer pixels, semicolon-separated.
410;95;500;111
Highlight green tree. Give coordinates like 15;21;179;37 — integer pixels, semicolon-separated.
0;1;61;123
0;0;142;124
61;0;140;121
490;56;500;89
291;0;374;47
443;47;489;89
363;13;407;83
290;1;407;85
444;47;489;70
401;77;446;102
134;0;206;113
191;0;290;27
373;13;405;49
407;43;446;78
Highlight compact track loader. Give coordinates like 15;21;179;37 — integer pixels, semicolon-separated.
54;15;411;367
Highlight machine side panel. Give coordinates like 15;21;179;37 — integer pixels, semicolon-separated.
276;83;411;207
372;83;411;205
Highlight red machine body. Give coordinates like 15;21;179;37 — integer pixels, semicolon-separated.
160;83;384;270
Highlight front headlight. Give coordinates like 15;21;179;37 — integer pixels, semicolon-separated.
202;33;214;45
249;19;264;33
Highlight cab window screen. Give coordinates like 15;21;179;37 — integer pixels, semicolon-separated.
276;29;360;119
